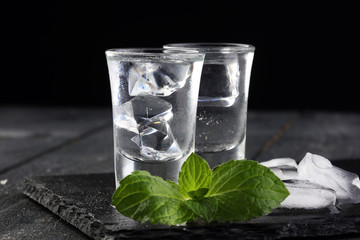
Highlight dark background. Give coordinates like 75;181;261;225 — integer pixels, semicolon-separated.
3;2;359;111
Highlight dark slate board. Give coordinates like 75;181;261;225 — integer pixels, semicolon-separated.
23;172;360;240
0;191;91;240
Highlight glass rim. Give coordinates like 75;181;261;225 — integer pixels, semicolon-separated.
105;48;205;59
164;43;255;53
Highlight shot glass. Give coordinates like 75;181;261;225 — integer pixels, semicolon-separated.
164;43;255;167
105;48;205;187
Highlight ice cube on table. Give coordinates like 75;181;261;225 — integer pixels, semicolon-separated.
268;168;284;179
298;152;360;204
280;180;336;209
128;62;190;97
131;121;182;161
260;158;297;168
114;94;173;133
269;167;298;180
260;158;298;180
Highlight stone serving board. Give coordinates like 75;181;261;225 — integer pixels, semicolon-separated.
23;172;360;240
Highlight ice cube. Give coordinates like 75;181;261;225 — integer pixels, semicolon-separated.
269;167;298;180
197;60;240;107
269;168;283;179
128;62;190;96
280;180;336;209
114;94;173;133
298;152;360;204
261;158;298;180
131;121;182;161
260;158;297;168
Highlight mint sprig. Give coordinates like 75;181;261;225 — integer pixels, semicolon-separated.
112;153;289;225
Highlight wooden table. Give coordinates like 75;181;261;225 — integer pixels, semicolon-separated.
1;107;359;239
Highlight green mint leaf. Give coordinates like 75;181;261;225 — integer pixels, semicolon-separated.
178;153;212;195
207;160;290;221
185;197;218;223
112;170;194;225
187;188;209;200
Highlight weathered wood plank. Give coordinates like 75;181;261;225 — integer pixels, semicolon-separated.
246;110;297;160
256;111;360;162
0;107;112;174
0;126;114;188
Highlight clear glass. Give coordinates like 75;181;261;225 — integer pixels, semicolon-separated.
105;48;205;187
164;43;255;168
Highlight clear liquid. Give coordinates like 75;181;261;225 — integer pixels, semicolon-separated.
195;101;247;168
194;56;250;167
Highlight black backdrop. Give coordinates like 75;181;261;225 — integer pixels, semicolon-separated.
3;2;359;111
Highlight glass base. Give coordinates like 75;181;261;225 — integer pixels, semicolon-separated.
114;153;187;189
196;140;246;169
